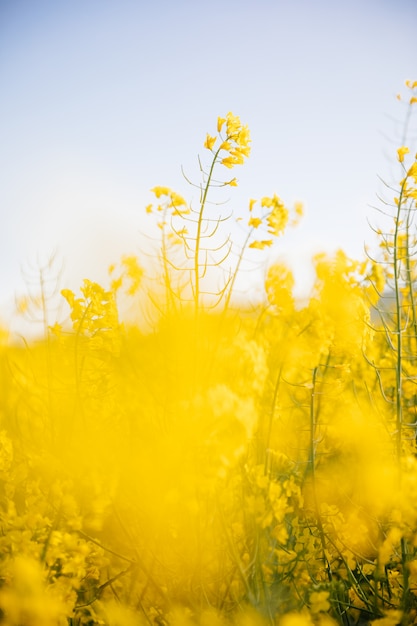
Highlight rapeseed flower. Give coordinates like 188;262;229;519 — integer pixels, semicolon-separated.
397;146;409;162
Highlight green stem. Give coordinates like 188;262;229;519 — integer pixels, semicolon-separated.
194;146;223;314
392;175;412;617
392;182;406;460
309;366;332;583
223;227;254;313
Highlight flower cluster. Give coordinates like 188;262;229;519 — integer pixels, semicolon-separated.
146;186;189;216
247;195;303;249
3;87;417;626
204;111;251;170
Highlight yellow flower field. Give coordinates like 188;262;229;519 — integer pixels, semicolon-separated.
1;85;417;625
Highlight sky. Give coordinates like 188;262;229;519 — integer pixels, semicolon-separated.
1;0;416;333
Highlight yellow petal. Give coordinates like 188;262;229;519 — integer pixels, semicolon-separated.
151;186;171;198
217;116;226;132
248;217;262;229
204;134;217;150
221;156;236;169
397;146;410;163
249;239;273;250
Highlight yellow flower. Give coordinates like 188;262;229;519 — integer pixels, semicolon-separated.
290;201;304;226
397;146;409;163
370;610;403;626
167;232;182;246
217;116;226;132
272;524;289;544
169;191;188;209
248;216;262;228
280;612;314;626
267;206;288;236
121;255;143;296
151;185;170;198
408;161;417;183
219;140;232;151
264;194;289;236
266;263;295;311
110;276;123;292
151;187;189;215
309;590;331;613
249;198;257;212
234;144;250;158
221;156;237;169
237;125;251;147
215;112;251;167
294;201;304;218
225;111;241;136
249;239;273;250
261;196;273;208
229;149;245;164
204;134;217;150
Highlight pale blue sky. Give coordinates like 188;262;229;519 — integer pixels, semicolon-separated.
1;0;416;329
